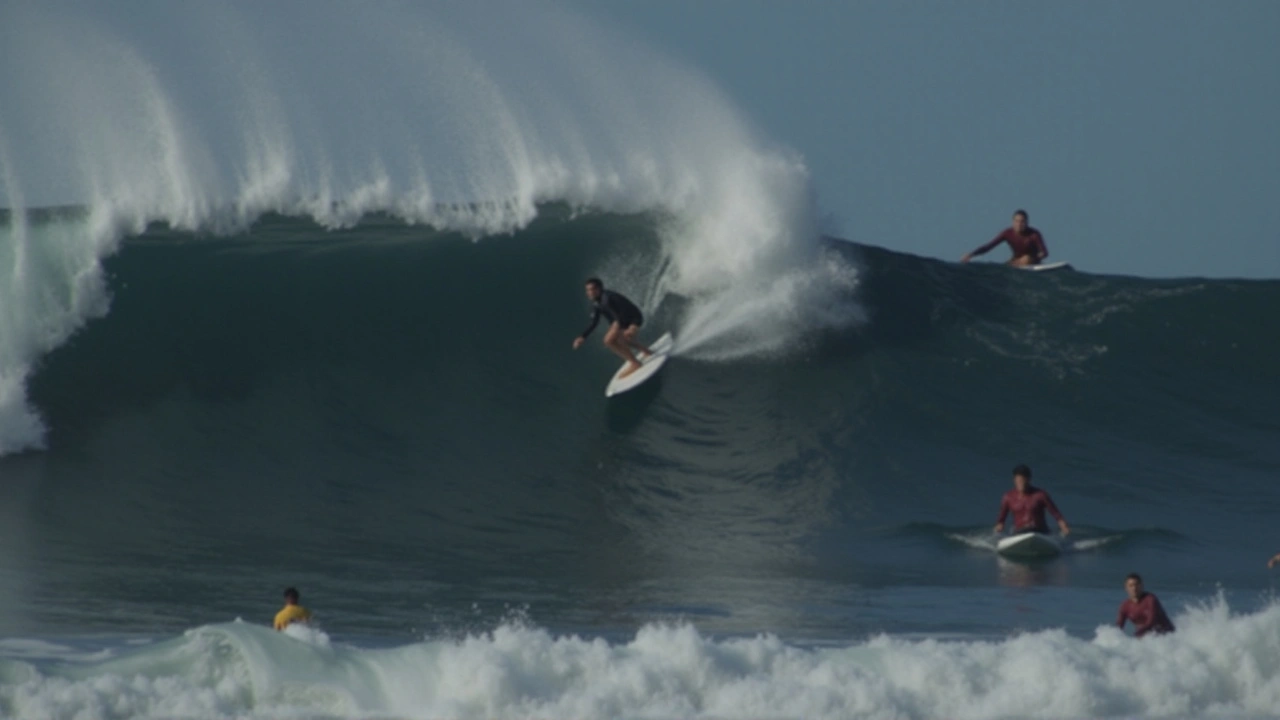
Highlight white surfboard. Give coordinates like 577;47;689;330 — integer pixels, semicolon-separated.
605;332;673;398
1024;261;1073;272
996;531;1063;558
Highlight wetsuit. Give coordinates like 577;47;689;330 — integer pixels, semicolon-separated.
1117;592;1175;637
581;290;644;339
996;486;1065;534
971;226;1048;262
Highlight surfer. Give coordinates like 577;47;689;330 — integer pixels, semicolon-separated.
273;587;312;631
1270;553;1280;568
573;278;652;378
993;464;1070;536
1116;573;1175;637
961;209;1048;267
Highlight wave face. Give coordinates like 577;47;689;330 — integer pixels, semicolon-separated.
0;0;858;453
4;598;1280;720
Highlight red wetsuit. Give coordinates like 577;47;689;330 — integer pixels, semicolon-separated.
1117;593;1175;637
996;486;1064;533
971;227;1048;261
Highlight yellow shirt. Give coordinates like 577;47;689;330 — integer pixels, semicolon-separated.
274;604;311;630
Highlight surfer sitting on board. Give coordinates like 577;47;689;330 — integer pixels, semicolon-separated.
573;278;652;379
994;464;1070;536
1116;573;1175;637
961;209;1048;267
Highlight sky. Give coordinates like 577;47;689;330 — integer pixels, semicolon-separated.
567;0;1280;279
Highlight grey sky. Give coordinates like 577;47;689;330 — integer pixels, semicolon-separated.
569;1;1280;279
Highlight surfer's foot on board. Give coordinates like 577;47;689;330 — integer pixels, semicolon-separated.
618;360;644;378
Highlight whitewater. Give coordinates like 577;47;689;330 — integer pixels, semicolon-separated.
3;596;1280;720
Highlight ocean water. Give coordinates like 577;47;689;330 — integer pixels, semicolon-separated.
2;2;1279;720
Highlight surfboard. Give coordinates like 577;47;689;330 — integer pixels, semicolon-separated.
1025;261;1073;272
995;531;1063;558
605;332;673;398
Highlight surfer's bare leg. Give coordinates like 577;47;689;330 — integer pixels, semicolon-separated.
623;325;652;357
604;322;643;376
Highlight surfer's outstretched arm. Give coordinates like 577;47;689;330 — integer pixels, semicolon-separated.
963;234;1005;263
574;308;602;349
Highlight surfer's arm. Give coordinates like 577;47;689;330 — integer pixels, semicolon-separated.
1043;493;1064;522
964;232;1007;262
1042;494;1069;535
1150;598;1173;634
1033;233;1048;261
1116;603;1128;629
580;308;602;340
994;497;1009;531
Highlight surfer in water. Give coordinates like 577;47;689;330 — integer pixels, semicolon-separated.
994;464;1070;536
573;278;652;378
1116;573;1175;637
961;209;1048;267
273;587;312;631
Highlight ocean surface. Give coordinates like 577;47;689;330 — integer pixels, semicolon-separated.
2;2;1279;719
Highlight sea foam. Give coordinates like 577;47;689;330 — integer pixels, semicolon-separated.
2;596;1279;720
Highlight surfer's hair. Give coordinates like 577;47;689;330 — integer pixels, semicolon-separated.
585;277;604;290
283;587;300;602
1012;464;1032;479
1013;209;1029;220
1126;573;1142;584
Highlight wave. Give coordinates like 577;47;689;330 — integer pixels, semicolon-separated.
15;215;1280;512
2;216;1273;618
0;0;860;454
3;596;1279;720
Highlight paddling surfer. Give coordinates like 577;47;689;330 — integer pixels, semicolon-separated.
573;278;652;378
994;464;1070;536
962;209;1048;267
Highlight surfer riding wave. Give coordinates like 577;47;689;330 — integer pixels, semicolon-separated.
573;278;653;378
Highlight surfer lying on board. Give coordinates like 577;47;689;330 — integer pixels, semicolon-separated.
994;464;1070;536
961;209;1048;267
1117;573;1175;637
573;278;652;378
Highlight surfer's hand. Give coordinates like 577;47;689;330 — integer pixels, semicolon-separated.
961;253;973;264
1269;554;1280;569
992;523;1003;535
1058;520;1070;537
572;337;584;350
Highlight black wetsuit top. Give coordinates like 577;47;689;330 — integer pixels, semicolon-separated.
581;290;644;338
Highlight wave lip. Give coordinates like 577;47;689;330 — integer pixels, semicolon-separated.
2;596;1279;720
